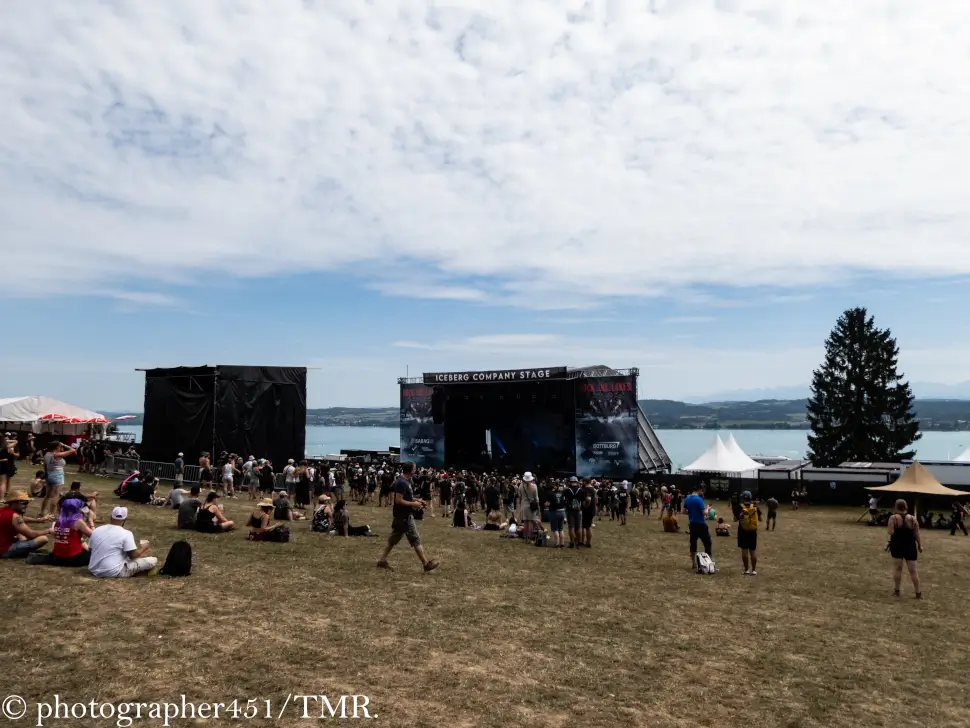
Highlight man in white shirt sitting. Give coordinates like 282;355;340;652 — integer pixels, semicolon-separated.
88;506;158;578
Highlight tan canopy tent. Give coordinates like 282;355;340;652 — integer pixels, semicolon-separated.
866;461;970;497
866;461;970;516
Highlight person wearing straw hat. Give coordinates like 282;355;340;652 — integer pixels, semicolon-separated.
0;490;53;559
87;506;157;578
247;498;285;541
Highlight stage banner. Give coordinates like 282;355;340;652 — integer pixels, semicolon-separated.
400;383;445;468
574;375;638;479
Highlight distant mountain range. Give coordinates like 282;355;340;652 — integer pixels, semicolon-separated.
639;398;970;430
683;381;970;403
105;397;970;431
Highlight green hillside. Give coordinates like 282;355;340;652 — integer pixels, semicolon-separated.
104;399;970;431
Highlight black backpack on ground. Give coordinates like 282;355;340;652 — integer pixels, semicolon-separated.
159;540;192;577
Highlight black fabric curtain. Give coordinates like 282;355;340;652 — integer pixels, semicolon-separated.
213;367;307;466
140;367;216;462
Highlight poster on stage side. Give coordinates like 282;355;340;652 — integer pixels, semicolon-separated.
399;383;445;468
574;375;638;479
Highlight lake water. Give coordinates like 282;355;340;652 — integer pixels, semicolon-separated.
118;426;970;469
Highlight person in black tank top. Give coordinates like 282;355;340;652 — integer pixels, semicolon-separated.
195;492;235;533
887;499;922;599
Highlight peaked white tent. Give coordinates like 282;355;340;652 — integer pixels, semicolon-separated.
0;396;108;435
954;446;970;463
681;434;761;476
723;433;764;471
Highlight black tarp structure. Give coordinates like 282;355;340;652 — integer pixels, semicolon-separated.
140;366;307;467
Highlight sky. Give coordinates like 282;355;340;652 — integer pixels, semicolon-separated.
3;1;970;411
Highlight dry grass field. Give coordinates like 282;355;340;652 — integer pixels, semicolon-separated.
3;468;969;728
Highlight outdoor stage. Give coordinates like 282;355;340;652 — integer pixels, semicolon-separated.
399;365;671;478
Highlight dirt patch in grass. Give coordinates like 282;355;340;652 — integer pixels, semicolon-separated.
3;470;969;727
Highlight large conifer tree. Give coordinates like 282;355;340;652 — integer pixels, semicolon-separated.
806;307;920;466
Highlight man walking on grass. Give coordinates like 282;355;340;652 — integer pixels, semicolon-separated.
377;461;439;573
564;476;583;548
737;491;761;575
765;496;779;531
683;484;713;572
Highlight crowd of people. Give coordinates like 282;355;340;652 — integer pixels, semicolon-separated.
0;438;964;594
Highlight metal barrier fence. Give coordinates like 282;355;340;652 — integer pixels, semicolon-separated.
101;458;289;490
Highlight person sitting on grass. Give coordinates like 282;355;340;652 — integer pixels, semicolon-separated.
88;506;157;578
60;481;98;528
195;492;235;533
0;490;53;559
50;497;94;567
311;495;333;533
481;509;505;531
247;499;286;541
274;492;306;522
165;482;192;509
501;518;520;538
332;499;373;536
662;508;680;533
177;485;202;530
452;498;471;528
29;470;46;499
715;517;731;537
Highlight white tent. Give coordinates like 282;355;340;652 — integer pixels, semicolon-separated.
681;434;761;476
954;446;970;463
0;396;108;433
723;433;764;471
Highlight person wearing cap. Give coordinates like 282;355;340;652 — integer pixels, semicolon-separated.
0;490;53;559
563;476;583;548
737;491;762;575
87;506;157;578
174;452;185;486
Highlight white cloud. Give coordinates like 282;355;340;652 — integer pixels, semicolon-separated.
663;316;715;324
101;290;181;307
3;1;970;306
371;281;487;301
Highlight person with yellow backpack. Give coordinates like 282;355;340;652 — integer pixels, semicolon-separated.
737;491;762;575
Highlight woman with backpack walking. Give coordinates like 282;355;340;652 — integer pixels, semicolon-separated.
736;491;761;576
887;499;922;598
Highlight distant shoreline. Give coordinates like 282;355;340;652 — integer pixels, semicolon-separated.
106;396;970;432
